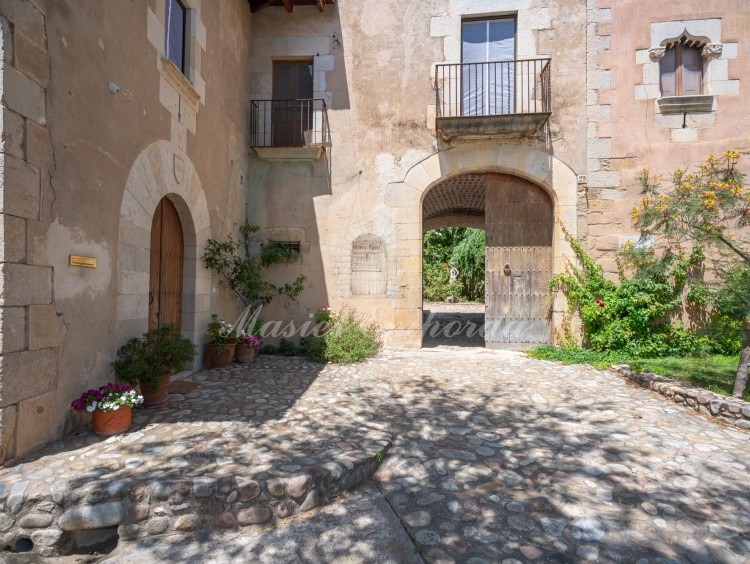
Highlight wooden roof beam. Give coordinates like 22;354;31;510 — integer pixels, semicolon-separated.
316;0;325;11
282;0;293;12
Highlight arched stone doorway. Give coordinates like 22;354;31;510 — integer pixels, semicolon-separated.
420;172;554;347
387;143;577;349
117;141;211;367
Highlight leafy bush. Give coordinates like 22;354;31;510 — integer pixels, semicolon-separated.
423;261;461;302
259;344;276;355
300;308;380;363
113;326;197;387
551;228;713;358
300;335;326;362
278;338;298;357
450;229;485;301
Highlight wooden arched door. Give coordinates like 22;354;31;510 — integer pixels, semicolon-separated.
485;173;553;344
149;197;184;330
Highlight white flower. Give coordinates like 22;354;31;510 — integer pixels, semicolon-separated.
86;405;95;413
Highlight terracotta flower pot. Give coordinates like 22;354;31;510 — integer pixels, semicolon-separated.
207;343;236;368
140;373;172;408
235;343;255;364
92;406;132;436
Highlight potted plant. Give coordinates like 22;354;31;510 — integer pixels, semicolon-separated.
113;325;197;408
236;332;262;363
71;383;143;436
207;315;238;368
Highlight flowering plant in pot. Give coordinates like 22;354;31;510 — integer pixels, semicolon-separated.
113;325;197;408
71;383;143;436
206;315;238;368
235;332;262;363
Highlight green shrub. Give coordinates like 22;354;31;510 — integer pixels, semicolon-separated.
316;308;380;363
113;326;197;387
551;228;715;358
300;335;326;362
259;344;276;355
705;314;744;355
423;261;461;302
278;338;298;357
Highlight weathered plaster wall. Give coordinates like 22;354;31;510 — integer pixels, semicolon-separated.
0;0;252;462
248;0;588;348
586;0;749;271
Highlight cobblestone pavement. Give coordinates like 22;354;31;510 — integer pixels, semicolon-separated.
3;348;750;562
423;303;485;348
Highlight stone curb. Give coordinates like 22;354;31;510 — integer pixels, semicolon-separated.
0;435;392;557
610;364;750;430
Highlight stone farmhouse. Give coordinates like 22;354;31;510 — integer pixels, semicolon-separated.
0;0;746;461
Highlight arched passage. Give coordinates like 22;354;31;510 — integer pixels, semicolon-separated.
117;141;211;366
387;143;577;349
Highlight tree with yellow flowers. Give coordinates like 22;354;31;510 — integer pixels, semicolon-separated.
632;151;750;397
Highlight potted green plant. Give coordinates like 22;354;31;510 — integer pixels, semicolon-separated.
70;383;143;436
113;326;197;408
207;315;238;368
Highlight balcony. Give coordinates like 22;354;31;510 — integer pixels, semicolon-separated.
250;99;329;161
434;58;551;141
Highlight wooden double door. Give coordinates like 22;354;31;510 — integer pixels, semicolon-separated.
149;197;184;331
485;173;553;344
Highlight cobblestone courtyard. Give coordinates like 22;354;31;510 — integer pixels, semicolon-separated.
2;348;750;562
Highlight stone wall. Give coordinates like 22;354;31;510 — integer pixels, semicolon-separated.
0;0;59;463
0;0;254;463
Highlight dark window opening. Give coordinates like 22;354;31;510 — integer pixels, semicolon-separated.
165;0;186;72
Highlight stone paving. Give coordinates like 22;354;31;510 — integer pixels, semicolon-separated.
2;348;750;562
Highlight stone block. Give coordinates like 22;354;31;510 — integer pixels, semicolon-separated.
709;80;739;96
28;304;63;350
0;404;17;461
16;390;57;455
587;171;620;188
0;306;26;353
0;16;13;64
587;70;611;90
0;153;41;219
0;0;46;47
1;107;25;159
0;263;52;306
2;66;46;125
25;120;47;168
586;138;611;159
394;308;420;331
670;128;698;143
0;347;57;407
14;30;49;87
58;502;125;531
429;16;454;37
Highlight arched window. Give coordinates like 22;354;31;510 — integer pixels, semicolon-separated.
660;39;703;97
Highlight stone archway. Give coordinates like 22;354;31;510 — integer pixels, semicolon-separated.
116;140;211;366
387;143;578;349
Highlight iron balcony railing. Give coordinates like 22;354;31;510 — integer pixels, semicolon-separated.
250;99;329;148
434;58;551;118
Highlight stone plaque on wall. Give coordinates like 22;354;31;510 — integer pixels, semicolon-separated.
351;235;387;296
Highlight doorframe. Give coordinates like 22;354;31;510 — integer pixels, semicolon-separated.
386;143;578;349
117;141;211;368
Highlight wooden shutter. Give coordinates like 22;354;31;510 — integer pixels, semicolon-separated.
660;47;677;97
681;46;702;95
165;0;185;71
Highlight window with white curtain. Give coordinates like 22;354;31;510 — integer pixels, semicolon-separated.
461;18;516;116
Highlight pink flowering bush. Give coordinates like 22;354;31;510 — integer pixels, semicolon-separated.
71;383;143;413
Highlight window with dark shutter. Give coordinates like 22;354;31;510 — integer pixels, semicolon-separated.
659;43;703;97
165;0;186;72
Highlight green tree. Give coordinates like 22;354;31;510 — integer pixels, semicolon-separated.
632;151;750;396
451;229;485;301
